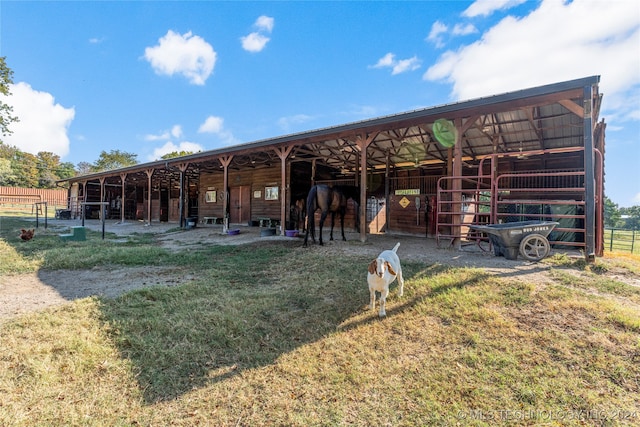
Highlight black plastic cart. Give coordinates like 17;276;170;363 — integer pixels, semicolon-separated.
469;220;559;261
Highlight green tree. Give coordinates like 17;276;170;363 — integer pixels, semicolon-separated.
603;196;620;228
13;151;39;188
76;161;94;176
161;150;194;159
92;150;138;172
620;205;640;230
0;56;20;142
0;157;15;185
36;151;62;188
56;162;76;182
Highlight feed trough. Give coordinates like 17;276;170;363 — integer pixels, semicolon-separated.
469;220;559;261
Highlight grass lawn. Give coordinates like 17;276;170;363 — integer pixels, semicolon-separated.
1;216;639;426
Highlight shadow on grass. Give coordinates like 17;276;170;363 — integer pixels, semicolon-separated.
94;245;476;404
0;216;502;404
95;243;377;403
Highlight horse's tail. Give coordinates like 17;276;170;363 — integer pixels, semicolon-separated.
306;186;317;216
305;186;318;229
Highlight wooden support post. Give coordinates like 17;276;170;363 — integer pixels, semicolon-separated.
145;169;154;225
583;84;596;262
119;173;127;223
275;146;294;236
385;151;390;233
99;177;106;221
451;122;462;250
176;163;189;228
356;133;376;243
450;118;475;249
219;155;233;232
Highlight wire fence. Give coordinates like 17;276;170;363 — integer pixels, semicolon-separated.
604;228;638;254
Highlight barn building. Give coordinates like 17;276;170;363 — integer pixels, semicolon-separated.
59;76;606;260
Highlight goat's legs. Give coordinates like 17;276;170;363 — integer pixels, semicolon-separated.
378;288;388;317
369;289;376;311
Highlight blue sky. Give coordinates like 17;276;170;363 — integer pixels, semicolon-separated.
1;0;639;207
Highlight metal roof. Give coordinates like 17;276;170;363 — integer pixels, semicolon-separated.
64;75;602;184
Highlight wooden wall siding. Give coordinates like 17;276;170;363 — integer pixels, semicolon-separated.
199;172;225;219
169;199;180;222
387;194;430;236
199;167;284;222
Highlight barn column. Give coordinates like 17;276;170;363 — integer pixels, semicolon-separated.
119;173;127;223
145;169;154;225
275;146;294;236
99;176;106;221
451;120;462;249
80;181;87;224
177;163;189;228
356;133;376;243
219;155;233;233
583;84;596;262
385;150;390;233
450;118;475;249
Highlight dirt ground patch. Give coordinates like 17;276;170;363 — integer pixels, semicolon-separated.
0;219;616;322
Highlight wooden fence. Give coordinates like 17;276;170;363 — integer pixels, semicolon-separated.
0;186;68;212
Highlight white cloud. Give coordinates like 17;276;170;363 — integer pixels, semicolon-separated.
371;53;421;75
241;15;274;52
198;115;239;146
373;53;396;68
148;141;204;161
423;0;640;127
143;30;216;85
427;21;448;48
633;192;640;204
241;32;270;53
0;82;75;158
198;116;224;134
171;125;183;139
278;114;313;131
145;124;183;141
462;0;527;18
89;37;105;44
392;56;421;75
452;23;477;36
255;15;274;33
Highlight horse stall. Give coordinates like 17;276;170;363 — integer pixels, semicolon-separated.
58;77;605;260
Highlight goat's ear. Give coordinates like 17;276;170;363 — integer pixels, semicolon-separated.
386;262;397;276
368;260;377;274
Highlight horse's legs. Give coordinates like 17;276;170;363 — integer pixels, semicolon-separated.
318;210;329;245
329;212;336;241
340;210;346;241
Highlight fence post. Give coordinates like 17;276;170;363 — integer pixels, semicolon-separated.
609;228;614;252
632;229;636;253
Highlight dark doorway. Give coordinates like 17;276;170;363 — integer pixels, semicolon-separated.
160;188;169;222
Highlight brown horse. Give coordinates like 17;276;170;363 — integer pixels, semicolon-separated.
303;184;359;246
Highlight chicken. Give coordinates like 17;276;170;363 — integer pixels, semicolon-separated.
19;228;35;241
